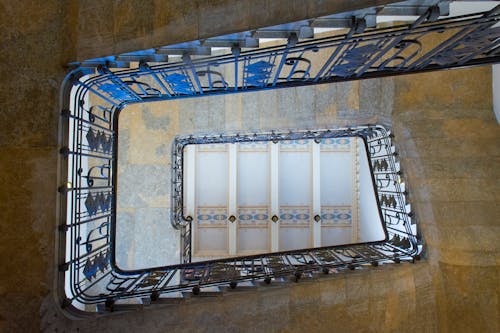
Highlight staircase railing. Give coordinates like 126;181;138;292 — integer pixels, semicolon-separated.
73;5;499;107
57;5;500;314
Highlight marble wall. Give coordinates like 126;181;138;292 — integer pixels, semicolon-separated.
0;1;498;332
392;67;499;332
75;0;395;61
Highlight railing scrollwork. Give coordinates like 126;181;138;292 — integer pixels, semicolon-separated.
56;6;500;314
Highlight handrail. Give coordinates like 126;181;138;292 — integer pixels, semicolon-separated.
56;6;500;313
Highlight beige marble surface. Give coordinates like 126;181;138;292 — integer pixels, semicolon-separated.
0;1;498;332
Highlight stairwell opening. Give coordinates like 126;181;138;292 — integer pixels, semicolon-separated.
60;0;500;311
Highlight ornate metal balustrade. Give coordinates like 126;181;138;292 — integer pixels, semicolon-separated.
57;6;500;314
172;126;419;265
59;118;419;312
76;5;499;107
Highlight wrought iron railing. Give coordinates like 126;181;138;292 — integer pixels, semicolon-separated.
59;116;419;312
57;6;500;313
172;126;420;263
77;5;499;106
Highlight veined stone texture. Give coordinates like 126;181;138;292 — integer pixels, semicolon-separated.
0;1;498;332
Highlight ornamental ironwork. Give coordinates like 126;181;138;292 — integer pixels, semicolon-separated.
57;6;500;314
75;5;499;108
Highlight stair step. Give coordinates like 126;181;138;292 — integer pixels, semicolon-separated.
219;285;256;293
96;303;144;312
182;291;223;298
142;297;185;305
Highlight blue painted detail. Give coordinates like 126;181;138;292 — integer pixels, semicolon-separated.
86;128;112;153
337;213;351;220
99;82;132;100
239;214;253;220
321;213;335;220
86;128;99;151
82;252;110;281
97;192;111;212
319;138;351;146
244;60;274;87
328;44;379;77
295;213;310;220
85;194;98;216
282;139;309;145
213;214;227;221
85;192;111;216
162;72;196;95
336;138;350;145
83;258;97;281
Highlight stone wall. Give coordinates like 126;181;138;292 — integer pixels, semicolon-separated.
0;1;498;332
0;1;72;332
392;67;499;332
75;0;395;61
